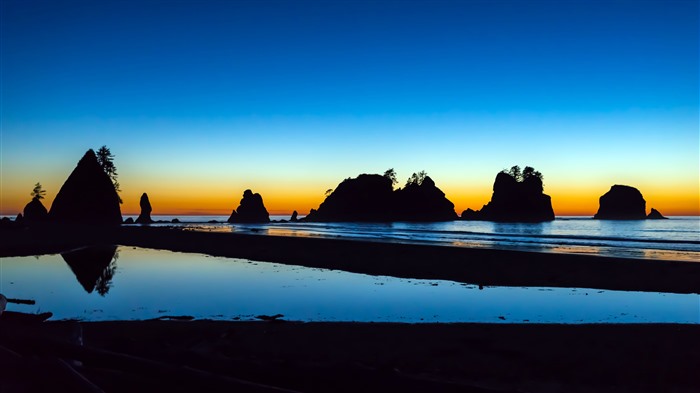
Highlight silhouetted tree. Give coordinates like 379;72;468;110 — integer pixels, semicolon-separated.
383;168;398;187
325;188;334;196
96;145;122;203
503;165;543;183
406;170;427;187
523;166;543;181
30;182;46;200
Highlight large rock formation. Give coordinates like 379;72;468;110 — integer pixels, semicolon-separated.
393;176;457;221
305;174;394;222
304;173;457;222
228;190;270;223
49;150;122;225
23;198;49;223
593;185;646;220
462;171;555;222
135;193;154;223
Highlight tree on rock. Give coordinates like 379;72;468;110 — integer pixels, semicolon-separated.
383;168;398;188
405;170;427;187
31;182;46;200
96;146;122;203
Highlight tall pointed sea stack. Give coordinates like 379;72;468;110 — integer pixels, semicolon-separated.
228;190;270;223
135;193;154;223
49;149;122;225
23;198;49;223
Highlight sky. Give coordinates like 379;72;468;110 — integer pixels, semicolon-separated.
1;0;698;216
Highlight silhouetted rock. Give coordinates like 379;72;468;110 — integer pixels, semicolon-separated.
49;150;122;225
15;213;24;223
394;176;457;221
305;174;394;222
227;190;270;223
171;218;180;223
23;198;48;223
135;193;154;224
61;246;118;295
594;185;646;220
290;210;299;222
647;208;667;220
124;217;135;224
305;173;457;222
462;170;554;222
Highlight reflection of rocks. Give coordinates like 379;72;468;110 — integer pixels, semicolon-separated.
647;208;667;220
228;190;270;223
135;193;154;224
61;246;118;296
23;198;49;223
462;170;554;222
594;185;646;220
49;150;122;224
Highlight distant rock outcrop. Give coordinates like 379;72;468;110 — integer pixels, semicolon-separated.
290;210;299;222
304;173;456;222
135;193;154;224
49;150;122;225
227;190;270;223
123;217;135;224
647;208;668;220
23;198;49;223
462;169;554;222
394;176;457;221
593;185;646;220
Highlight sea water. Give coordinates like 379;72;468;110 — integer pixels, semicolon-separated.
121;215;700;261
1;247;698;323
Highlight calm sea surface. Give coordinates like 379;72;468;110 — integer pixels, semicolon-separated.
2;246;698;323
123;215;700;261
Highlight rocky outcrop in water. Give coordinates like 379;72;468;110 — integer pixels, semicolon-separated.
462;169;554;222
23;198;48;223
646;208;667;220
228;190;270;223
393;176;457;221
135;193;154;224
49;150;122;225
290;210;299;222
304;173;456;222
593;185;646;220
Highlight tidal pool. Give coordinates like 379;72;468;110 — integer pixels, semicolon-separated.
1;246;698;323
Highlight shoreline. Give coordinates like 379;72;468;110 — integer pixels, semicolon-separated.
2;225;699;294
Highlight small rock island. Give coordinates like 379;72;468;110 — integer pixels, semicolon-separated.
462;166;555;222
594;185;667;220
228;190;270;223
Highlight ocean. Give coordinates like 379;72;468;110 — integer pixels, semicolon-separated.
122;215;700;262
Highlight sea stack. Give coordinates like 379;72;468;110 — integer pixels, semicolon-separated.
393;176;457;221
462;167;554;222
593;185;646;220
304;174;395;222
49;149;122;225
290;210;299;222
23;198;49;223
646;208;668;219
227;190;270;223
135;193;154;223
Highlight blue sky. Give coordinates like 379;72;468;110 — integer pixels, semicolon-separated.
1;0;698;215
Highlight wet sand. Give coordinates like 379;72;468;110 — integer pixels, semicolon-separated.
2;224;700;293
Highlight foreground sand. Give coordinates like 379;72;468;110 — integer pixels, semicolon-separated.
2;320;699;392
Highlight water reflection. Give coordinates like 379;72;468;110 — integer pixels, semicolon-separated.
61;246;118;296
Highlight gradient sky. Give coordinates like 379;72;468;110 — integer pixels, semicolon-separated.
1;0;698;216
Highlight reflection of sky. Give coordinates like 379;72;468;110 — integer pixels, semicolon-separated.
1;247;698;323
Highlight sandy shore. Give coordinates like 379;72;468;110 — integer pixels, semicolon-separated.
2;319;698;392
2;224;699;293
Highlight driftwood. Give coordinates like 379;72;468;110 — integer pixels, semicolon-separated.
6;298;37;305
